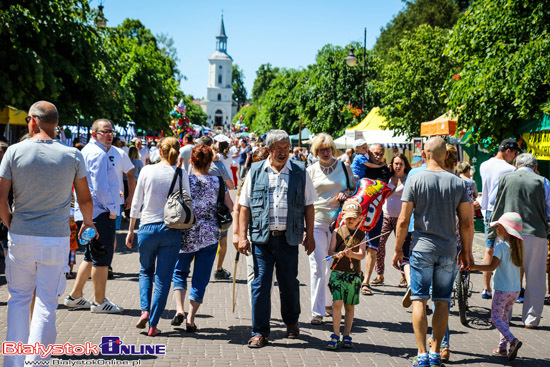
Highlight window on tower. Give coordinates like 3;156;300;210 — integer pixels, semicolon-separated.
218;75;222;84
217;94;221;101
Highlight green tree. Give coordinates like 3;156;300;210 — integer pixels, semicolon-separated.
107;19;180;131
377;25;454;138
373;0;459;59
445;0;550;145
232;64;247;108
302;44;380;136
251;63;280;102
0;0;113;120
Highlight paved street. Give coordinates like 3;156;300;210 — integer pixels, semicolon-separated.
1;218;549;366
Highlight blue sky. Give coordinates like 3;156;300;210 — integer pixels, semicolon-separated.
100;0;405;99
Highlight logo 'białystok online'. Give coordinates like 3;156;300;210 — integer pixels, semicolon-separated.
2;337;166;358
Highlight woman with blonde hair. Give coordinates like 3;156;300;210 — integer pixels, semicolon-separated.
126;137;191;337
306;133;355;324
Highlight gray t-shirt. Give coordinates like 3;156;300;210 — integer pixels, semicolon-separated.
402;169;469;257
0;139;87;237
188;160;231;181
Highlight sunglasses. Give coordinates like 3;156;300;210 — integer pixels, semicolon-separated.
25;115;37;123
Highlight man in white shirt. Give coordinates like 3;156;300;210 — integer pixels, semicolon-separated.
177;133;194;171
479;138;519;299
133;138;150;165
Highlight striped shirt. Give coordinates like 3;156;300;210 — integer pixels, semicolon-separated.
239;159;317;230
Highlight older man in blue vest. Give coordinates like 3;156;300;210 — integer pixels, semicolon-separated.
238;129;317;348
490;153;550;329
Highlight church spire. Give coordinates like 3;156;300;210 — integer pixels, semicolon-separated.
216;15;227;53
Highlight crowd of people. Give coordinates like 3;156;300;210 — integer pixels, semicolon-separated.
1;100;549;366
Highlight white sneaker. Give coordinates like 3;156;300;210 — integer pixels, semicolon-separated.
64;295;91;309
90;298;123;313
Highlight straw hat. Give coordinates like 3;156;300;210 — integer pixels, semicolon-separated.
490;212;523;240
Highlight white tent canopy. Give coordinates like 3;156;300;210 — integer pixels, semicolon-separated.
335;130;411;150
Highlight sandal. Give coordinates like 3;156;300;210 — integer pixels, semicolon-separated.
326;333;341;350
370;276;384;285
508;339;522;361
342;335;353;348
248;334;268;348
65;272;76;280
186;322;198;333
361;284;373;295
325;307;333;317
493;348;507;356
398;276;407;288
171;313;186;326
311;316;323;325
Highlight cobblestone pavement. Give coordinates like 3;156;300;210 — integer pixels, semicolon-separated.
1;222;549;366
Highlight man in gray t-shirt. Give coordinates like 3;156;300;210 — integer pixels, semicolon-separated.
0;101;96;366
392;137;473;365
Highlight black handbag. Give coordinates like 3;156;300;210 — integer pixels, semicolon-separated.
216;176;233;230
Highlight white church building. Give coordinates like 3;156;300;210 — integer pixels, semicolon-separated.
200;17;238;130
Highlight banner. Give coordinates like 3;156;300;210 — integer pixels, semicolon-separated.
523;131;550;160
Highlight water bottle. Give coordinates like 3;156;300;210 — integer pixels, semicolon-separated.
79;227;96;245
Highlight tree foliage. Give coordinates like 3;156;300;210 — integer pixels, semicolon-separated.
445;0;550;145
378;25;454;137
232;64;247;108
0;2;187;132
251;63;280;102
0;0;111;119
373;0;460;59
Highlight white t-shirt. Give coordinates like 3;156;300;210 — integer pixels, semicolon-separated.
130;164;191;227
139;146;150;165
178;144;194;171
108;146;135;205
480;157;515;211
229;145;239;166
218;153;233;177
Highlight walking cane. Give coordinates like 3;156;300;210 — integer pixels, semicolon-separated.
232;251;240;313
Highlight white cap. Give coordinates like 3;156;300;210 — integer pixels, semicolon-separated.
354;139;367;149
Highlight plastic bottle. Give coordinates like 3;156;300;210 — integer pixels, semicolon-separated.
79;227;96;245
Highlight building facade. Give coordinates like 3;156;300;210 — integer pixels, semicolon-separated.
201;17;237;130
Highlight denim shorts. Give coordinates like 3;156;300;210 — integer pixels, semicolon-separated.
409;251;457;302
484;210;496;249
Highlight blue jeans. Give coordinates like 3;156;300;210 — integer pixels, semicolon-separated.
484;210;496;248
251;235;300;337
410;251;457;302
365;210;384;250
172;243;217;303
138;222;181;327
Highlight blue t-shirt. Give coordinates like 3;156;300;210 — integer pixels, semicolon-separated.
239;146;251;166
350;153;369;179
493;240;521;292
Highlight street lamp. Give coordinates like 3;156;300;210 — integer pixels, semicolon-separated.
346;27;367;111
95;4;107;28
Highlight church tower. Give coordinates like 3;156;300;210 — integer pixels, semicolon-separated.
201;16;237;130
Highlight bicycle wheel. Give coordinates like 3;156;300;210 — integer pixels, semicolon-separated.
456;271;468;325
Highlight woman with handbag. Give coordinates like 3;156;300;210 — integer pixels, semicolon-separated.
171;144;233;332
306;133;355;325
125;137;191;337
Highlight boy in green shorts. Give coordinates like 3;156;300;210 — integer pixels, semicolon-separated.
327;200;367;349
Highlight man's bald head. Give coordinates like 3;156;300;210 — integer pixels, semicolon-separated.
28;101;58;125
423;137;447;163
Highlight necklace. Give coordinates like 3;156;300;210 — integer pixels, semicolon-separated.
319;159;338;175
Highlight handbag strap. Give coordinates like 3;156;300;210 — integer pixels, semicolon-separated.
217;176;225;203
342;161;353;191
167;167;183;198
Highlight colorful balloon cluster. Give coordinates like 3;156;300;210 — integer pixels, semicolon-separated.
170;99;194;138
232;115;248;132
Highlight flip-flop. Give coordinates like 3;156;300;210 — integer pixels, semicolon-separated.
361;284;373;295
398;277;408;287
